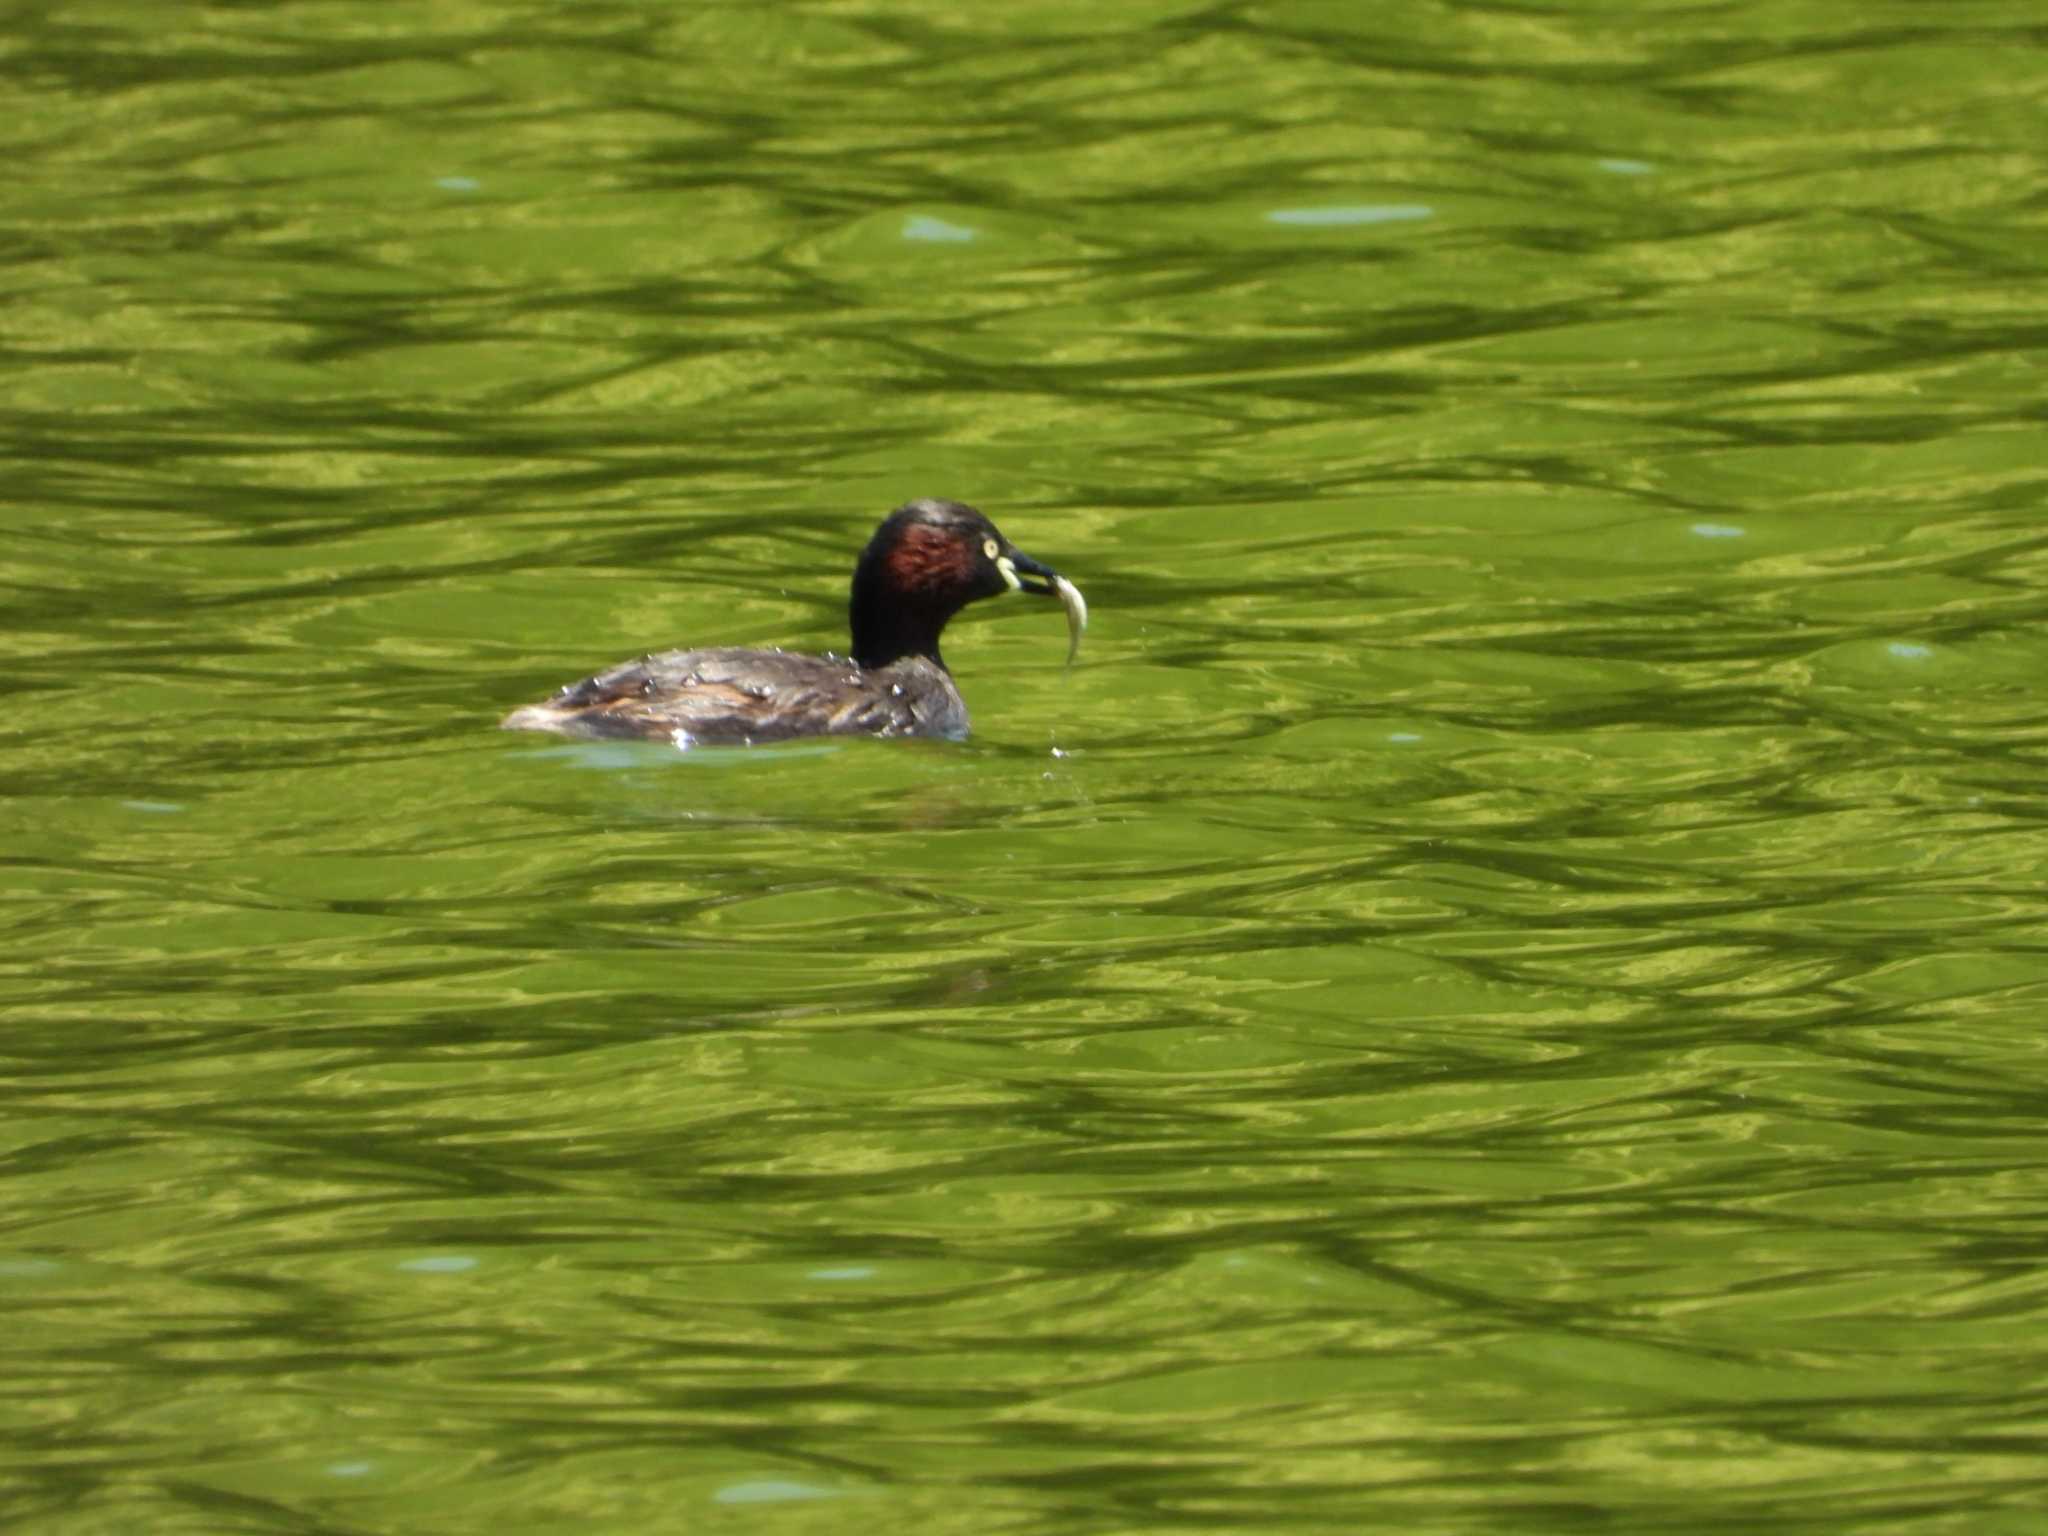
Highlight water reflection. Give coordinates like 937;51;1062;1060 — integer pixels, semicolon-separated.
1264;204;1435;227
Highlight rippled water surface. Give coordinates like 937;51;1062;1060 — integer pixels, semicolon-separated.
6;2;2048;1531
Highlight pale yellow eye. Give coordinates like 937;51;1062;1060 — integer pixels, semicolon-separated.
983;538;999;560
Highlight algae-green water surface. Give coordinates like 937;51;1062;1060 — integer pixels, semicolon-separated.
5;3;2048;1531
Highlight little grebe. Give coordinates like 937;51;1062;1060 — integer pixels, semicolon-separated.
500;498;1086;747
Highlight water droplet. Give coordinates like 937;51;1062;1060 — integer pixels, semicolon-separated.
1887;641;1933;660
1689;522;1745;539
1597;158;1654;175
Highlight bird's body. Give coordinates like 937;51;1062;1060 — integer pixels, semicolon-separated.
500;647;966;747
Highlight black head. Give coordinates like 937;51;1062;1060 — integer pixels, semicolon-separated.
848;498;1065;671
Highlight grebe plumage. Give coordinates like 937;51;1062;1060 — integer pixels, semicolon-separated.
500;498;1085;747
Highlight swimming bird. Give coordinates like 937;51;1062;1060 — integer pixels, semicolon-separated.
500;498;1086;747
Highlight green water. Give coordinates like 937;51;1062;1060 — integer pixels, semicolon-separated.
6;2;2048;1531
